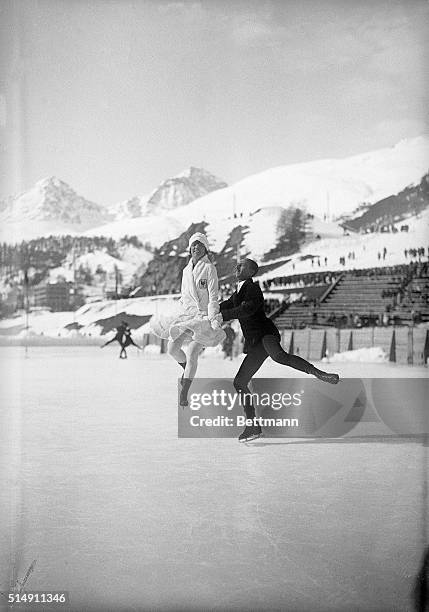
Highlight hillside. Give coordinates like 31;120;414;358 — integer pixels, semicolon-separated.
165;136;429;228
345;173;429;232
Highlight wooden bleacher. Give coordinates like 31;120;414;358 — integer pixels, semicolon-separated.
274;265;429;329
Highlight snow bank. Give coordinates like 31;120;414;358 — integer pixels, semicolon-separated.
144;344;161;354
323;347;388;363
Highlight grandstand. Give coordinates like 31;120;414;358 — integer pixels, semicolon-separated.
273;263;429;329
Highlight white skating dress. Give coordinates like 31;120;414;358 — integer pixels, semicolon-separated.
150;255;226;347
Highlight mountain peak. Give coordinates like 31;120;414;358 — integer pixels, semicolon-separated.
176;166;220;180
36;176;65;188
144;168;228;214
0;177;110;242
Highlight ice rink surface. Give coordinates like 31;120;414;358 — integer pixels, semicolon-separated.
0;346;427;612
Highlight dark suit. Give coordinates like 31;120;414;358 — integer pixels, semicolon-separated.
220;278;315;418
220;278;279;353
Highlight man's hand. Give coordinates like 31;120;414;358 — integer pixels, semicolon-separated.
210;313;223;330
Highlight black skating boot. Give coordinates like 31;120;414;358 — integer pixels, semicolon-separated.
179;378;192;407
311;367;339;384
238;424;262;443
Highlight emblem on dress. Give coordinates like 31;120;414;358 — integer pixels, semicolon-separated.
199;278;208;288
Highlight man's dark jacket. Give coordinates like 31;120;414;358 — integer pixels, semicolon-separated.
220;278;279;353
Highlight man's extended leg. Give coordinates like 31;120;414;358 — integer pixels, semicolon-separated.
233;344;268;441
261;335;339;384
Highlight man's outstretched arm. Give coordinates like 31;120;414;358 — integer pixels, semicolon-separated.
221;286;264;321
219;294;235;312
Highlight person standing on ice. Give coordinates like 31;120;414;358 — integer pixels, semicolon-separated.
150;232;225;406
215;258;340;442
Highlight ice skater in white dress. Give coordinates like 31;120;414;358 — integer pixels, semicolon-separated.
150;232;225;406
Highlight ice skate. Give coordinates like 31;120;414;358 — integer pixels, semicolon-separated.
238;424;262;443
312;368;339;384
179;378;192;407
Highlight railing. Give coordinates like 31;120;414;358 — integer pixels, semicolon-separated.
318;272;345;303
268;301;288;320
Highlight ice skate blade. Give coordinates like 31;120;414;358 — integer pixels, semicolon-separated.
239;433;263;443
315;372;339;384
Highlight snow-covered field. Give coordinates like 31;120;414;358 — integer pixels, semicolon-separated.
0;347;427;611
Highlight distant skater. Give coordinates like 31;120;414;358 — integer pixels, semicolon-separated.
150;232;225;406
100;321;128;350
119;327;142;359
101;321;140;358
218;259;340;442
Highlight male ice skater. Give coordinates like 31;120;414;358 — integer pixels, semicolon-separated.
216;259;339;442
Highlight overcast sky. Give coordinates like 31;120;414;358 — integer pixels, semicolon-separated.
0;0;428;205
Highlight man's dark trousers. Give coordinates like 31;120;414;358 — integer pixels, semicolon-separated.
220;278;318;419
233;334;314;419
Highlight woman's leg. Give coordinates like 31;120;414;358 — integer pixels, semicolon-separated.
167;332;188;367
261;335;339;383
184;341;204;379
180;341;204;406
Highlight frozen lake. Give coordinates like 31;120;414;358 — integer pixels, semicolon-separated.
0;346;427;611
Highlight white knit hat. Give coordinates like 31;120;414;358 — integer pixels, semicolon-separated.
188;232;210;252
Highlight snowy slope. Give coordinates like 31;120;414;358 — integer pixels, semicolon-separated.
258;208;429;282
204;207;346;260
168;137;429;226
84;214;186;248
47;246;153;286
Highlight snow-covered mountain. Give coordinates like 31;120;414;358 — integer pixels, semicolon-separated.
143;167;228;215
106;167;227;221
108;196;147;220
166;136;429;227
1;137;428;247
83;136;429;244
0;177;111;242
